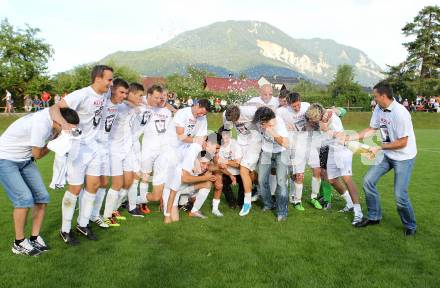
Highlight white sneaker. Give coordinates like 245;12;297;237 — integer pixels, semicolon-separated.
338;206;354;213
251;194;259;202
189;211;208;219
289;196;295;204
12;239;41;256
352;214;363;226
212;209;224;217
30;236;49;252
91;216;110;228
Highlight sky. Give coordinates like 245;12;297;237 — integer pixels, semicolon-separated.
1;0;438;74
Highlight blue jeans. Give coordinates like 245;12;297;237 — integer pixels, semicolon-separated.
0;159;49;208
258;151;289;217
363;155;416;230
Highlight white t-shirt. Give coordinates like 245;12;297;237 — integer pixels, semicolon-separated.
173;107;207;148
0;109;54;161
276;102;310;132
64;86;107;145
247;96;279;108
259;116;289;153
109;102;133;152
142;107;173;150
218;139;243;175
370;101;417;160
181;143;204;176
222;106;257;145
97;99;119;147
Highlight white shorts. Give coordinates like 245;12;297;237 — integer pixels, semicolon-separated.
290;147;320;174
239;140;262;171
110;152;134;176
66;145;101;185
132;141;142;174
326;146;353;179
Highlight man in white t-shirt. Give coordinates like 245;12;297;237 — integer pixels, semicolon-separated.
0;107;79;255
277;92;322;210
163;141;217;223
138;85;174;214
247;84;279;108
305;104;364;225
89;79;129;228
347;82;417;236
50;65;114;245
217;127;243;212
253;107;290;221
104;83;145;219
223;104;262;216
173;98;210;154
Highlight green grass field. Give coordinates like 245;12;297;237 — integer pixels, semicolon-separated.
0;112;439;288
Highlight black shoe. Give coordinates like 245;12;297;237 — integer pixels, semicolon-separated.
76;225;98;240
353;218;381;228
121;201;129;211
30;236;50;252
60;230;80;246
128;208;145;218
404;229;416;237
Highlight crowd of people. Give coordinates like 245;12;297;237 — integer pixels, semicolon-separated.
0;65;418;257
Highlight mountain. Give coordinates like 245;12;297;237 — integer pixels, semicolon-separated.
100;20;384;86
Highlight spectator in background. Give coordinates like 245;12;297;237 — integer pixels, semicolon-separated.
187;96;194;107
41;91;51;108
214;98;221;112
32;96;42;112
403;99;409;111
175;97;181;109
220;99;227;110
410;101;416;113
54;94;61;104
2;89;13;113
434;100;439;113
370;98;376;111
24;95;33;112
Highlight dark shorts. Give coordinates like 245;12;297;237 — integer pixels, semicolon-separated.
319;146;329;169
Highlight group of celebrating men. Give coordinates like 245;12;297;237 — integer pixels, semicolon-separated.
0;65;418;256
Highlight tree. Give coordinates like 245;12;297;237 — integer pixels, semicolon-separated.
385;5;440;96
328;65;368;108
402;5;440;79
0;18;53;108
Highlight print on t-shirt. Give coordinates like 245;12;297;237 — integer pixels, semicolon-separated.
93;106;104;127
185;124;195;136
154;119;166;133
235;122;250;135
379;124;391;143
141;110;152;125
105;114;116;132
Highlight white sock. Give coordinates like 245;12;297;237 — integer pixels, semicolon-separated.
116;188;128;209
61;191;78;233
191;188;210;212
128;180;139;211
91;188;106;219
77;190;96;227
293;182;303;204
353;203;363;217
212;198;220;211
244;192;252;204
269;174;277;196
289;178;295;198
137;182;149;204
103;189;119;218
342;191;354;208
77;188;84;210
311;177;321;199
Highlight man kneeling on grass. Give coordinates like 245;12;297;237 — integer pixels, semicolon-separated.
0;107;79;256
163;135;218;223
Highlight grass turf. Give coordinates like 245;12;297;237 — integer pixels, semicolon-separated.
0;112;439;288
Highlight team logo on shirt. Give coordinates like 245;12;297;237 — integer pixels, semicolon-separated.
379;124;391;143
93;106;104;127
154;119;166;133
105;114;116;132
235;122;250;135
141;110;152;125
185;124;195;136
